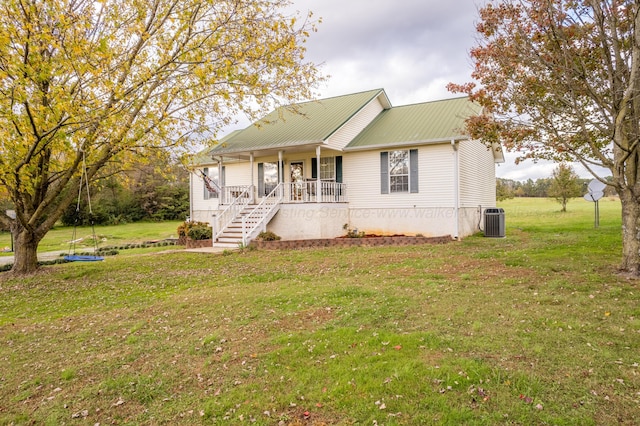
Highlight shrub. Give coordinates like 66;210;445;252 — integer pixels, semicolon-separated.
177;221;189;237
178;221;212;240
187;223;212;240
257;231;281;241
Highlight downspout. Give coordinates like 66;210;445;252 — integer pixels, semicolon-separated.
452;139;459;240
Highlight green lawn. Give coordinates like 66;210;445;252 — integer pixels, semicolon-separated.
0;198;638;425
0;221;182;254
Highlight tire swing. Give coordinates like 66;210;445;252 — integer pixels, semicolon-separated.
64;153;104;262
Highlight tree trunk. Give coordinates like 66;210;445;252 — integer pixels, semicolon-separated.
619;190;640;275
11;226;42;275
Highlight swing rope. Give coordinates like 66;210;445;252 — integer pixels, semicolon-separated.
66;152;102;260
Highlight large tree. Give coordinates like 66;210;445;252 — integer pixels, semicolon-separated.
0;0;323;274
448;0;640;274
549;163;582;212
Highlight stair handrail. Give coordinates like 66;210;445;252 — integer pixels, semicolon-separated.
241;183;284;246
214;185;252;241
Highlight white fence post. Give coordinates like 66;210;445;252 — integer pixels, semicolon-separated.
242;216;247;247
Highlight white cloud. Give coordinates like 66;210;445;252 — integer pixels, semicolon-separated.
218;0;611;182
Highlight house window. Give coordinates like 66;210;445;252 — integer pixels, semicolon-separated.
258;162;280;196
389;150;409;192
320;157;335;180
203;167;224;199
380;149;418;194
311;156;343;182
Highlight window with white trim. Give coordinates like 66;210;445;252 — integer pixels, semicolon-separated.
320;157;336;180
258;162;281;196
203;167;224;199
389;150;409;193
380;149;418;194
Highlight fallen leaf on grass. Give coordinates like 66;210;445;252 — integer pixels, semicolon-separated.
71;410;89;418
519;394;533;404
375;400;386;410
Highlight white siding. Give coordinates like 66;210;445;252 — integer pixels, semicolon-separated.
325;98;384;150
190;168;220;223
224;161;252;186
344;144;455;209
458;140;497;208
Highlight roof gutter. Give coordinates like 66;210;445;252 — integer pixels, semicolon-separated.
208;139;325;157
343;135;469;152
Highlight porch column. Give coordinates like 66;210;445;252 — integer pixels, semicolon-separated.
218;158;224;204
249;152;254;204
316;145;321;203
278;150;284;199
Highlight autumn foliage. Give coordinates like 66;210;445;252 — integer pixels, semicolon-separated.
450;0;640;274
0;0;324;274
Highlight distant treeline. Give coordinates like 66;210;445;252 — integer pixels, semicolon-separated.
497;177;617;200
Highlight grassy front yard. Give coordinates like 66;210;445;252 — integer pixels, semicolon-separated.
1;198;638;424
0;221;183;255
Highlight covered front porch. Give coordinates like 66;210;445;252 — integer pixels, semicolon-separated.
210;143;347;206
211;179;347;248
203;142;349;247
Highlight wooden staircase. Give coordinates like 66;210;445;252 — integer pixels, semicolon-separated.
213;204;256;248
213;203;281;248
213;184;283;248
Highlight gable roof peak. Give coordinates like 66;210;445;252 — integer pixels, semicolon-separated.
208;88;391;156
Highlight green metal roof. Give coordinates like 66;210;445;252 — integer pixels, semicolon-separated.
208;89;387;156
344;97;479;150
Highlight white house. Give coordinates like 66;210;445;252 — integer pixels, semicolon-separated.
189;89;504;247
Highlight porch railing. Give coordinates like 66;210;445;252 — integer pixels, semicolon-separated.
221;185;253;205
213;185;253;242
242;183;284;246
281;181;347;203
